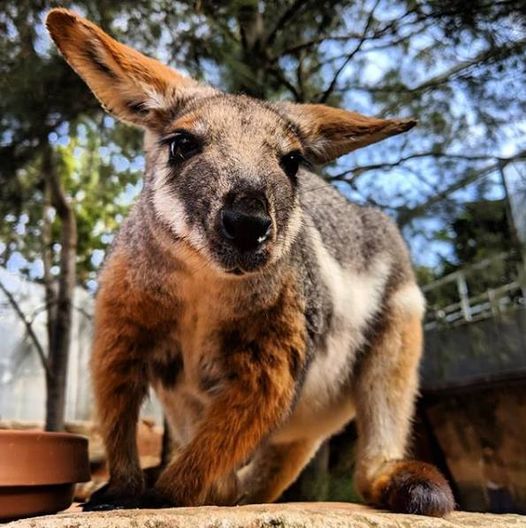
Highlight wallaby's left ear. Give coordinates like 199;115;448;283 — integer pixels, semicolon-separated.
46;8;214;128
280;103;416;164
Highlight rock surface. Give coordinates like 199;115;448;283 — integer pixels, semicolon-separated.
6;503;526;528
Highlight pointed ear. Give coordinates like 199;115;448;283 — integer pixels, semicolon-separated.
279;103;416;164
46;9;213;127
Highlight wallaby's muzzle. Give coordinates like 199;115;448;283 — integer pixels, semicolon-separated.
220;193;272;252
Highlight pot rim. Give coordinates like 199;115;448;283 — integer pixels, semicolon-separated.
0;429;88;440
0;429;91;486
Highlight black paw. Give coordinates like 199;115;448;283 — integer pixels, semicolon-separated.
143;465;164;488
83;483;134;511
383;461;455;517
83;484;172;511
138;488;173;508
83;500;125;512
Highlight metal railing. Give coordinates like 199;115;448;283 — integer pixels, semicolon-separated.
423;251;526;330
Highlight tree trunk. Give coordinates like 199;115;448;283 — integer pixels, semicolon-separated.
42;145;77;432
42;174;57;356
235;3;267;98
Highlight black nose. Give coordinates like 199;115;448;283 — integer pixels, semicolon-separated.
221;197;272;250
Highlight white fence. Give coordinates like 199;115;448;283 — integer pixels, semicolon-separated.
423;252;526;330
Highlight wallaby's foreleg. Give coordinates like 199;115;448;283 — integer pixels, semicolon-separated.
84;289;151;510
154;284;307;506
237;439;320;504
354;287;454;516
154;342;302;506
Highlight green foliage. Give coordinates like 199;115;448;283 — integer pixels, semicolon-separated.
416;198;524;315
0;1;148;287
54;121;142;285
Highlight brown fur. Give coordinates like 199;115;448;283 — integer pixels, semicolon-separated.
354;307;422;490
154;278;307;505
370;460;455;516
281;103;416;163
91;249;177;495
93;246;307;505
238;439;319;503
46;9;202;127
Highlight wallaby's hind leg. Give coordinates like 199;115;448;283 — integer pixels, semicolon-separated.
354;285;454;517
238;439;320;504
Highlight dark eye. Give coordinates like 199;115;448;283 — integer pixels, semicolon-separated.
168;132;201;163
280;151;304;179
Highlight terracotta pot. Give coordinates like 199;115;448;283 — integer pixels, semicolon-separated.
0;430;90;521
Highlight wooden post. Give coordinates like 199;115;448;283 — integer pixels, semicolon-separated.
498;162;526;300
487;289;499;317
456;272;472;322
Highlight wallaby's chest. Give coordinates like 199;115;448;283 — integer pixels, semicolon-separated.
147;273;248;444
149;284;222;383
149;299;222;447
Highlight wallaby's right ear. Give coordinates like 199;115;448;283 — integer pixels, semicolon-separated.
46;9;212;127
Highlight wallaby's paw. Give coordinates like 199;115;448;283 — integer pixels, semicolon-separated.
380;460;455;517
83;484;171;511
83;500;124;512
82;484;131;511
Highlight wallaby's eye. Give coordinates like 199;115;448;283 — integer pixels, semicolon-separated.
280;151;304;179
167;131;201;163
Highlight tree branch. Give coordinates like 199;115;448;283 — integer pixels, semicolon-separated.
395;150;526;226
318;0;382;103
265;0;309;49
330;151;504;181
274;32;365;58
42;143;78;431
0;279;51;378
381;37;526;114
268;66;302;101
412;39;526;93
275;4;422;59
42;175;57;352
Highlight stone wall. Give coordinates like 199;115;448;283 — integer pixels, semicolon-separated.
6;503;526;528
420;383;526;514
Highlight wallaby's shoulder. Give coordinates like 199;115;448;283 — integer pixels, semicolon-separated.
298;170;414;282
95;200;184;314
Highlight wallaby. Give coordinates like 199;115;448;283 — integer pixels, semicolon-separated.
46;8;454;516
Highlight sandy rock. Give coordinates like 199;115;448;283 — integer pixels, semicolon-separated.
6;503;526;528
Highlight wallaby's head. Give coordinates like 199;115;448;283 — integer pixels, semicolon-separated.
47;9;415;276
